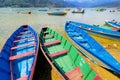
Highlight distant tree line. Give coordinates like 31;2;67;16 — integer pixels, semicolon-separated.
0;0;73;7
0;0;36;7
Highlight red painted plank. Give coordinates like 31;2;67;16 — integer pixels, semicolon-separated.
49;49;68;58
16;34;33;38
17;75;28;80
112;27;119;31
93;75;102;80
9;50;35;60
19;31;31;34
65;67;83;80
13;37;35;43
11;42;35;50
43;40;61;46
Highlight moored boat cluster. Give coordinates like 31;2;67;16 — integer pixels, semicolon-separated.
0;19;120;80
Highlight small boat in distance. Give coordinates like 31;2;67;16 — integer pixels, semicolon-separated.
47;11;67;16
72;8;85;13
65;21;120;74
39;27;101;80
69;21;120;40
0;25;39;80
38;9;47;11
105;20;120;29
96;8;106;12
17;11;32;14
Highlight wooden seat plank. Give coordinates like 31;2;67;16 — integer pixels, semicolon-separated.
11;42;35;50
17;34;33;38
44;31;49;34
43;35;54;39
49;49;68;58
19;31;31;34
9;50;35;60
65;67;83;80
43;40;61;47
13;37;35;43
17;75;28;80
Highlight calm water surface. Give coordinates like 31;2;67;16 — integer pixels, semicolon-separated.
0;7;120;49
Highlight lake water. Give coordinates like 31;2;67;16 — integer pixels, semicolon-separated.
0;7;120;49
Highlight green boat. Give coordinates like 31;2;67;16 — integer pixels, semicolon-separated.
96;8;106;12
39;27;101;80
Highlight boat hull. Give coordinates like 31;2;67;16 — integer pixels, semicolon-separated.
72;10;84;13
47;12;67;16
0;25;39;80
70;21;120;40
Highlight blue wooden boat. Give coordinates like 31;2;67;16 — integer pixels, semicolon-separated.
65;22;120;74
69;21;120;40
47;11;67;16
0;25;39;80
105;20;120;29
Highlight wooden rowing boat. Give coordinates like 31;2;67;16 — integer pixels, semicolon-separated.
69;21;120;40
72;8;85;13
65;22;120;74
105;20;120;29
0;25;39;80
39;27;101;80
47;11;67;16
